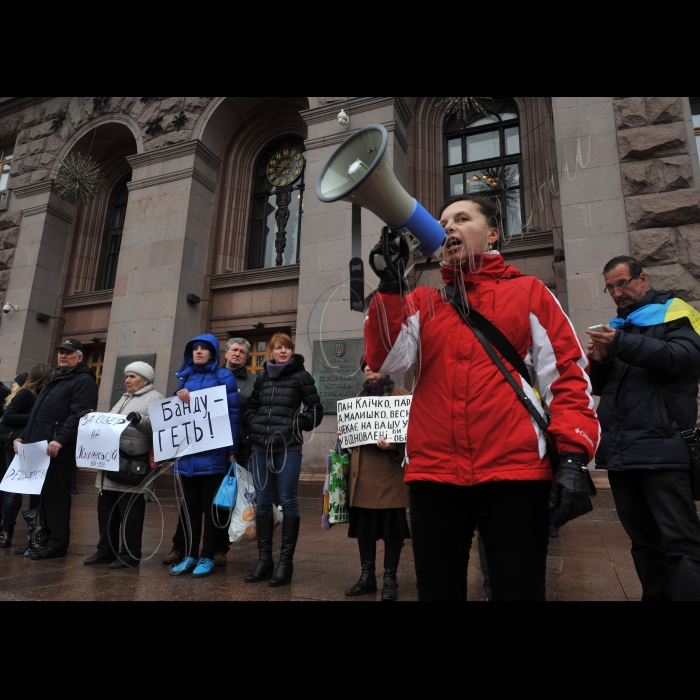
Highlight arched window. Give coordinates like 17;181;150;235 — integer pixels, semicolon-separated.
248;137;306;270
101;175;130;290
444;98;523;237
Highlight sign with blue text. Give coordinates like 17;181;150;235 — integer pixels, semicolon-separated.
149;386;233;462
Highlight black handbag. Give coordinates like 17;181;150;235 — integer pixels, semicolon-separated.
107;449;152;486
443;283;596;499
653;381;700;501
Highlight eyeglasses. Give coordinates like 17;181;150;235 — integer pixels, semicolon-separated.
604;275;640;295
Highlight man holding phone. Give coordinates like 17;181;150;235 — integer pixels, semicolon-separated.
587;256;700;600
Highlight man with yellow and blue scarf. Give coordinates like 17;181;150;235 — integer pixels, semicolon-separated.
588;256;700;601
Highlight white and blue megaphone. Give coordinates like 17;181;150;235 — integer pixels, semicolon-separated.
316;124;446;262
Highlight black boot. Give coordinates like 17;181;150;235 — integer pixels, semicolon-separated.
0;525;14;549
269;516;301;588
345;539;377;596
381;539;404;602
245;514;275;583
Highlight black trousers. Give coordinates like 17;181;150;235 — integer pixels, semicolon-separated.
180;474;229;561
41;453;75;552
609;469;700;601
97;490;146;562
409;480;551;601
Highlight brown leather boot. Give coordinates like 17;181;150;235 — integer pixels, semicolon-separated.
162;550;183;565
214;552;227;567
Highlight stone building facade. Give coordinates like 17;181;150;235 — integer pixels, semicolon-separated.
0;96;698;474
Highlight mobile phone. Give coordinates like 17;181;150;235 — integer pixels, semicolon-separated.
588;324;606;332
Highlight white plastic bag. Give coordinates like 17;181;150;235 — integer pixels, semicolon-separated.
272;504;284;530
229;465;257;543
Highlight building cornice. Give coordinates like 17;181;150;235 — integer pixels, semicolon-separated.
210;264;300;290
22;202;73;225
63;290;114;308
305;120;408;154
127;139;221;172
0;97;51;119
127;166;217;193
300;97;413;129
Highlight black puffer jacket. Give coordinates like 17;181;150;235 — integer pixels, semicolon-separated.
20;364;98;448
591;290;700;471
244;354;323;450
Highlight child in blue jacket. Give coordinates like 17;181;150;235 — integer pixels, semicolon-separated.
169;334;239;578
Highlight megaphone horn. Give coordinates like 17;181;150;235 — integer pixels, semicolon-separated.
316;124;446;259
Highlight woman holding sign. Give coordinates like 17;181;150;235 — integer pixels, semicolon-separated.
244;334;323;587
169;334;239;579
342;360;411;601
83;362;163;569
0;365;52;551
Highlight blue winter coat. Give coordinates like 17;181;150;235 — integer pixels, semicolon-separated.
172;334;240;478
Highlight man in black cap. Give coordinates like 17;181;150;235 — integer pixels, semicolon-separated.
15;339;98;560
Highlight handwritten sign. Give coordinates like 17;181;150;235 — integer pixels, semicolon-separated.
148;386;233;462
336;396;412;449
0;441;51;495
76;413;130;471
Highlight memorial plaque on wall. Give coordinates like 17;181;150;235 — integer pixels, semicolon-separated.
110;355;157;410
313;340;366;415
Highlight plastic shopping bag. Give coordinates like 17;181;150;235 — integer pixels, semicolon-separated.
229;465;257;543
329;447;350;525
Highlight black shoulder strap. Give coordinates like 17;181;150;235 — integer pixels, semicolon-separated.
444;285;549;434
444;284;532;387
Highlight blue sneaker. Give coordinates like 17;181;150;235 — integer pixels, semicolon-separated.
192;558;215;578
170;557;196;576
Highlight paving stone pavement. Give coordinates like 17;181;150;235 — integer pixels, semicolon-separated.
0;494;641;602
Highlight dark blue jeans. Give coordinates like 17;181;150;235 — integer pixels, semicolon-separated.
252;450;302;518
2;447;40;527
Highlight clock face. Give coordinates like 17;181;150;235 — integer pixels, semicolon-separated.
267;148;305;188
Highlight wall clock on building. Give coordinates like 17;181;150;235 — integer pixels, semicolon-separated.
267;148;305;188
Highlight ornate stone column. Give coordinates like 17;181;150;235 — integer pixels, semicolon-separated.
97;140;221;409
0;181;75;375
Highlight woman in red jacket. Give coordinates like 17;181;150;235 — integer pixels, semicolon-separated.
364;195;599;601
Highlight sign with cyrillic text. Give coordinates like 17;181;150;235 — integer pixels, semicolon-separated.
0;441;51;495
149;386;232;462
75;412;130;471
336;396;412;449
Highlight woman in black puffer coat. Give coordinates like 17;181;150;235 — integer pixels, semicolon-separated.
243;333;323;587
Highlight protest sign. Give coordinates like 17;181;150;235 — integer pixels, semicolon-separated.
0;441;51;495
336;395;412;449
76;412;130;471
148;385;233;462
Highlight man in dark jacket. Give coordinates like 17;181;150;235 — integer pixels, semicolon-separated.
588;256;700;600
15;339;98;560
225;338;256;467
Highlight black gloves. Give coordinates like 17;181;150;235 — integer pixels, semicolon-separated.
549;452;597;528
127;412;141;426
369;227;410;293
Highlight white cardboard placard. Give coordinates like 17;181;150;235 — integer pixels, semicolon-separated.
148;386;232;462
336;395;412;450
0;441;51;495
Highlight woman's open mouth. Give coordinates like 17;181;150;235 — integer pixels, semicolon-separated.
445;237;462;252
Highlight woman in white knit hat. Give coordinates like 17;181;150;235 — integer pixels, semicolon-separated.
83;362;163;569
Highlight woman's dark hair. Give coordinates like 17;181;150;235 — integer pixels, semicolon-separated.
440;195;502;250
